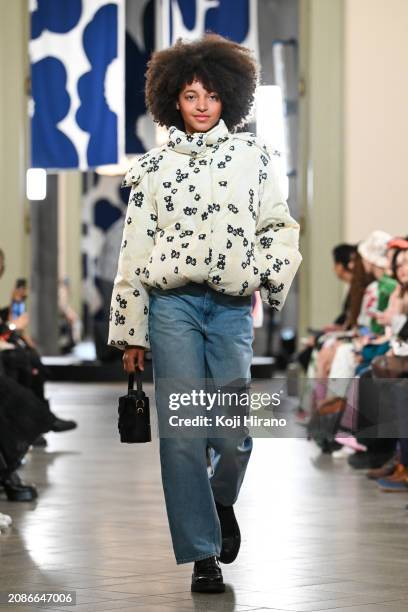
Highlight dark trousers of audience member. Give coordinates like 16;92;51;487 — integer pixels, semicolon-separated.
0;376;54;475
399;439;408;467
394;375;408;467
1;346;46;400
357;368;397;456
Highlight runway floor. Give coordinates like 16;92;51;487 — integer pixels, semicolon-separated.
1;381;408;612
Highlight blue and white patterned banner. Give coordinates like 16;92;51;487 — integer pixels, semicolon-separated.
29;0;125;170
125;0;155;154
158;0;259;58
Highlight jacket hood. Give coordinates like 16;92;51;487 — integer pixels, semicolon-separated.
167;118;230;156
121;119;230;188
121;147;166;188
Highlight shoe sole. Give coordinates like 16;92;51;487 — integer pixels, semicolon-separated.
366;469;396;480
218;533;241;564
4;490;38;502
378;486;408;492
191;582;225;593
216;505;241;564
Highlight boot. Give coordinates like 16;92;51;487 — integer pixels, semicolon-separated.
0;471;38;502
215;501;241;564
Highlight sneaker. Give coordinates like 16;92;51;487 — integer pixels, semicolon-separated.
215;501;241;564
191;556;225;593
377;477;408;492
367;456;399;480
335;435;367;452
332;446;356;459
0;471;38;502
377;464;408;485
0;513;12;530
50;418;77;432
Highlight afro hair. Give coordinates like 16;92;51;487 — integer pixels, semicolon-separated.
145;33;259;132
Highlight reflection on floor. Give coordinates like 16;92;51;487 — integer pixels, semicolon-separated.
1;382;408;612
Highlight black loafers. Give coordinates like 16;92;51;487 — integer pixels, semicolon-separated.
50;418;77;432
32;435;47;447
191;556;225;593
0;471;38;502
216;501;241;564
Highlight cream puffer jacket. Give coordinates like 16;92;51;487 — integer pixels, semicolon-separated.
108;118;302;350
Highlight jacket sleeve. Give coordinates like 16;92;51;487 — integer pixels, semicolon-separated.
108;167;157;351
255;145;302;310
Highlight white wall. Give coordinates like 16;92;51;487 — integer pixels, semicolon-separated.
58;172;82;315
344;0;408;243
298;0;408;331
0;2;83;316
0;1;30;305
298;0;344;331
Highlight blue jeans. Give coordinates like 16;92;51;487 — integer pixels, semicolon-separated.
148;282;254;564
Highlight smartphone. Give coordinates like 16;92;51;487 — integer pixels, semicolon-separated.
11;300;26;318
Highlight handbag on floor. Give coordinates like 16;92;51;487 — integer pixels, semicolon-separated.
118;373;151;443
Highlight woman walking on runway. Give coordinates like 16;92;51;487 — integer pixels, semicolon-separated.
109;33;301;593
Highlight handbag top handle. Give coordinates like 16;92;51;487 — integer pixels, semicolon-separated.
128;372;142;393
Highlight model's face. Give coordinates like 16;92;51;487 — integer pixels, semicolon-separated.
177;79;222;134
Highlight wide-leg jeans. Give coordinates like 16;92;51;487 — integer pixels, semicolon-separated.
148;282;254;564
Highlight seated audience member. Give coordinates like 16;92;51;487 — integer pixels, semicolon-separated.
344;251;375;330
361;243;408;483
296;244;365;424
58;278;81;354
330;243;358;330
340;238;408;468
297;244;359;378
357;231;397;335
0;249;77;447
323;231;395;384
305;232;399;455
0;250;56;501
0;375;55;501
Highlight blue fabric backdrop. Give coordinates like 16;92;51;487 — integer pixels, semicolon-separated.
30;0;124;169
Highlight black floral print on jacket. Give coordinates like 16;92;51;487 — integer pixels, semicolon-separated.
108;118;302;350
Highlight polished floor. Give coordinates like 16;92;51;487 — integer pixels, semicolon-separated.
1;381;408;612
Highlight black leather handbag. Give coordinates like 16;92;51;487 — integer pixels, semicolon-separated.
118;373;151;443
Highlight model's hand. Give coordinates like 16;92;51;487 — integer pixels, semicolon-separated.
123;346;145;373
